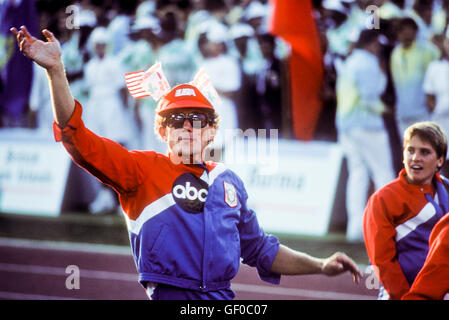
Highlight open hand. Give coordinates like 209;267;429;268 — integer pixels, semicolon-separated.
321;252;363;284
10;26;61;71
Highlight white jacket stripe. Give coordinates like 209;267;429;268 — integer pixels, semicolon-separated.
395;202;436;242
125;193;175;235
208;163;227;186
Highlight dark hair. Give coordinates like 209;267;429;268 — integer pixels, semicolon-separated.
257;33;275;47
355;29;379;49
413;0;434;10
397;17;419;32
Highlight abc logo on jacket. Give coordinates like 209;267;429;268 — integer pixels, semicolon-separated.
172;173;209;214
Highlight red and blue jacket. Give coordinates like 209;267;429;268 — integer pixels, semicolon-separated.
403;213;449;300
53;100;281;294
363;169;449;299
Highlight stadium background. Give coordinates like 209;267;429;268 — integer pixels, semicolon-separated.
1;0;444;300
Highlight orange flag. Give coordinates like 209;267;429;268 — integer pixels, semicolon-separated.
269;0;323;140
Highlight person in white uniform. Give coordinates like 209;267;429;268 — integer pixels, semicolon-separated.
83;26;135;213
200;22;240;151
390;17;439;137
336;29;395;242
83;26;134;147
120;15;166;153
423;28;449;173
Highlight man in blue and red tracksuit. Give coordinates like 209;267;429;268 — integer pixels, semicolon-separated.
11;25;362;300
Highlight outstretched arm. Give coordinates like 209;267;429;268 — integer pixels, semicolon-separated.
11;26;74;127
270;244;362;284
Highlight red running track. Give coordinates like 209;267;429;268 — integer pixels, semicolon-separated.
0;238;377;300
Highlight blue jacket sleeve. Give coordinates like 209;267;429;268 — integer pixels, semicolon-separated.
237;183;281;285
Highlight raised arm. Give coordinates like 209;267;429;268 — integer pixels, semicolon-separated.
10;26;75;127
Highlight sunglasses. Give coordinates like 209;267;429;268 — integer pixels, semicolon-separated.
164;112;213;129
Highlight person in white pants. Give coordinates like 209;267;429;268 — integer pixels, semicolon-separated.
336;29;395;242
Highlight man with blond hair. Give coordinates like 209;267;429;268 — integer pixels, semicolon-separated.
11;25;361;300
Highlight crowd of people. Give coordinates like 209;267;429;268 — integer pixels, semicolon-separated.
313;0;449;242
9;0;365;300
4;0;449;300
1;0;288;149
1;0;289;213
316;0;449;299
2;0;449;238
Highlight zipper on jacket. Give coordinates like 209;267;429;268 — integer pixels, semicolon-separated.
200;205;208;291
199;164;209;291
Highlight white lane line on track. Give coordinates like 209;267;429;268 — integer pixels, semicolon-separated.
232;283;376;300
0;262;376;300
0;238;376;300
0;262;138;282
0;237;131;255
0;291;79;300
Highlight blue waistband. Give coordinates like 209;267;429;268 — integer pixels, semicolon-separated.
139;273;231;292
